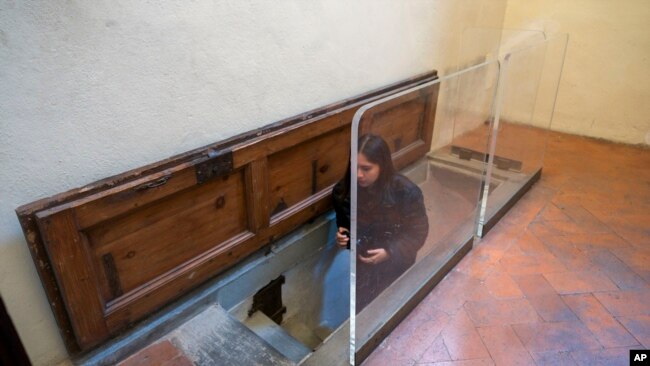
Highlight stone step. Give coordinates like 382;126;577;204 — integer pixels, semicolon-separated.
171;305;293;366
244;311;312;363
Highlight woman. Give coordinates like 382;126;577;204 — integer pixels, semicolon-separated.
332;134;429;311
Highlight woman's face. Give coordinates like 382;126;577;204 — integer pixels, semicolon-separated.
357;153;381;187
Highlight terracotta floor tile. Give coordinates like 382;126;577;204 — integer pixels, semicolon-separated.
453;241;512;281
498;191;551;228
478;222;523;249
392;302;450;336
633;269;650;283
417;334;451;363
500;242;527;257
543;271;618;295
529;220;586;237
585;250;648;290
472;240;513;261
385;314;451;363
552;204;611;234
511;274;557;298
582;197;644;219
484;272;524;299
610;246;650;280
476;325;535;366
538;174;571;191
586;192;649;213
533;234;574;250
363;345;416;366
441;309;491;361
415;295;455;318
464;298;539;327
548;187;587;201
417;359;495;366
617;315;650;348
562;294;639;348
605;212;650;229
512;275;577;321
454;255;496;281
528;295;579;322
426;271;492;315
597;214;650;248
366;337;411;364
118;340;183;366
514;230;553;256
537;237;598;272
549;192;585;210
566;233;631;251
593;291;650;317
512;322;601;352
379;310;450;363
535;202;572;222
610;242;650;260
497;252;567;276
527;222;563;240
523;184;558;202
530;350;577;366
548;247;598;272
162;355;194;366
499;206;543;228
569;347;630;366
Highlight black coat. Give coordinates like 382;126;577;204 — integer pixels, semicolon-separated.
332;174;429;310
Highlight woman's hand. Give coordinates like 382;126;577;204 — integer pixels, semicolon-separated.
336;227;350;248
358;248;389;265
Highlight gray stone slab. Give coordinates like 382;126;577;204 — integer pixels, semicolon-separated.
245;311;311;363
171;305;293;366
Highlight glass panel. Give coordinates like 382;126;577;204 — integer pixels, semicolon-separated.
478;34;569;235
344;61;499;363
459;28;547;69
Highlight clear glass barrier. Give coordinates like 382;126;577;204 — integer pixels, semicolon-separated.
455;28;568;235
458;28;547;69
345;61;499;363
478;34;569;234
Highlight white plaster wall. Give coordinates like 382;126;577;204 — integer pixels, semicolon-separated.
503;0;650;145
0;1;506;364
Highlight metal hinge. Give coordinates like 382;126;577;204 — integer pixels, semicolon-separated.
195;149;234;184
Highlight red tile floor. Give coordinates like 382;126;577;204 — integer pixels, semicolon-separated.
118;340;193;366
363;131;650;366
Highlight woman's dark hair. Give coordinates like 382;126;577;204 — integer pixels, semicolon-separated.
333;134;396;200
358;134;396;191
